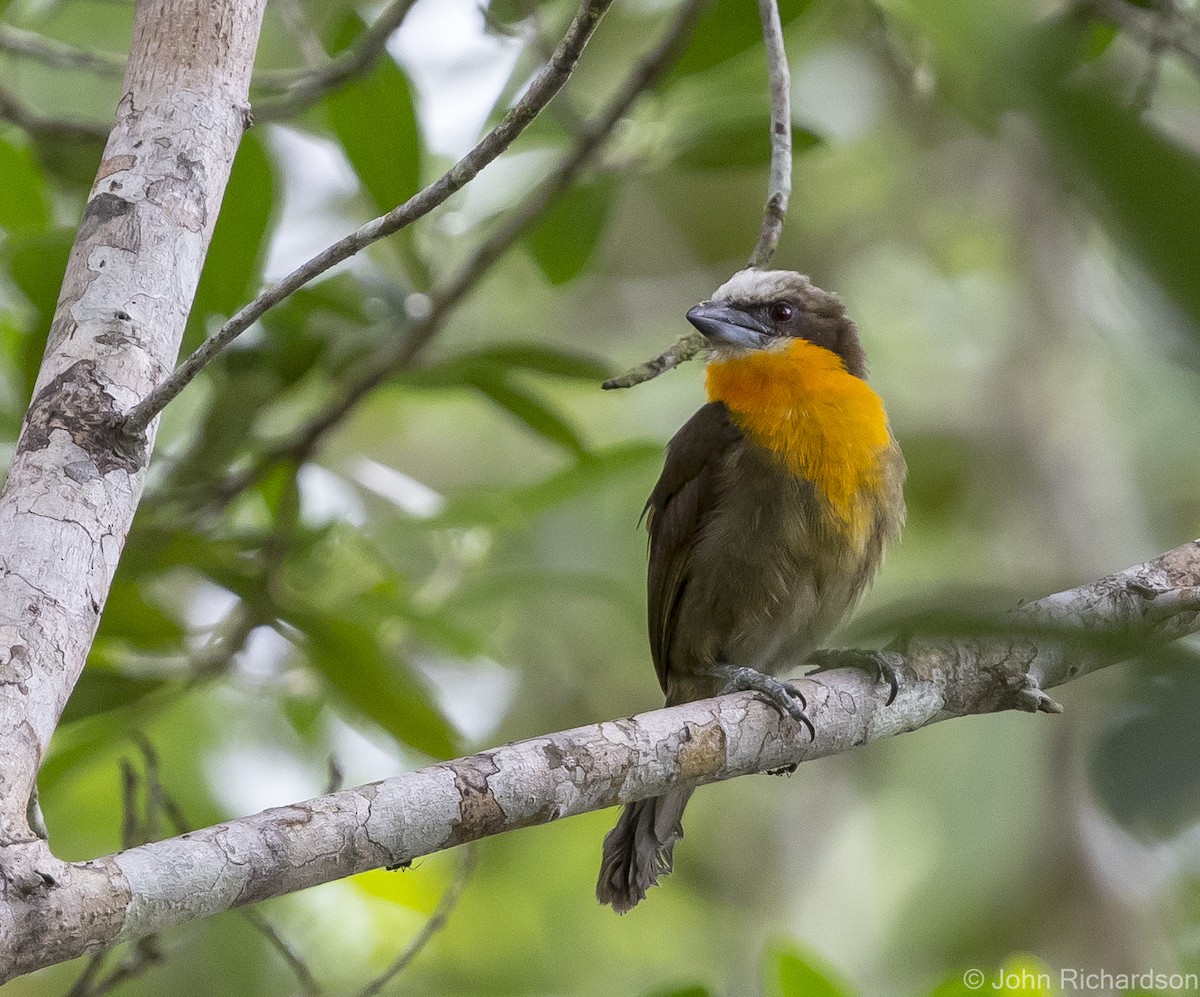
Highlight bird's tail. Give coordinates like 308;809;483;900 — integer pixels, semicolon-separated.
595;786;694;913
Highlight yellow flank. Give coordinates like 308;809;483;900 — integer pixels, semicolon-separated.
705;338;891;540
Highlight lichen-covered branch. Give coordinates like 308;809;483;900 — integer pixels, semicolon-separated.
2;539;1196;982
601;330;707;390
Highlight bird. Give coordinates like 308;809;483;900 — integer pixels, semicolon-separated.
595;268;906;913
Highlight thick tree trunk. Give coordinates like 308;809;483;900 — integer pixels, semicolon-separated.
0;0;265;971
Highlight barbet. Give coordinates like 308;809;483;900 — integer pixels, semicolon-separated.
597;269;906;912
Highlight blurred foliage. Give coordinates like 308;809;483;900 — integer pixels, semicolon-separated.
1;0;1200;994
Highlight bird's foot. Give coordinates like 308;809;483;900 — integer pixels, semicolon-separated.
806;648;906;706
709;664;815;741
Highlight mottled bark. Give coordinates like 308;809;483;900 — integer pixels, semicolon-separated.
0;0;266;964
1;540;1196;981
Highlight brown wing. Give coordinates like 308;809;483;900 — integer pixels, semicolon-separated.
644;401;743;693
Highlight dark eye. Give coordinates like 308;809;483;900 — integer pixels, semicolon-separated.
769;301;794;323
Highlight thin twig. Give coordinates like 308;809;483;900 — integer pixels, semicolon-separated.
604;0;794;391
254;0;420;121
0;83;109;141
0;25;125;76
748;0;792;268
203;0;709;503
356;846;477;997
1081;0;1200;76
324;757;345;796
241;908;324;997
510;0;589;134
67;744;169;997
151;756;327;996
119;760;140;849
64;950;107;997
131;734;164;841
65;940;163;997
123;0;615;438
600;331;707;390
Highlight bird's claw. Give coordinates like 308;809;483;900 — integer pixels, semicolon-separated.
807;648;905;706
710;664;815;741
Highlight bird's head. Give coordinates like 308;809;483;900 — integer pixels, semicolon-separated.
686;269;867;378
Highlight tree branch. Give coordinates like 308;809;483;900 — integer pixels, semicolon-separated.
0;82;110;141
748;0;792;268
603;0;794;391
253;0;419;121
3;539;1197;982
0;25;126;76
194;0;709;506
1082;0;1200;77
0;0;267;919
122;0;616;438
356;845;476;997
240;909;323;997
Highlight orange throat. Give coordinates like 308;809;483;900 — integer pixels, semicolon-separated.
705;338;892;536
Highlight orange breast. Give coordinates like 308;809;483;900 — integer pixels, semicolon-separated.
705;339;892;541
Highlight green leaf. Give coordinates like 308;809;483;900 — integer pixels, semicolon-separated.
1089;648;1200;840
468;373;587;455
5;228;73;330
642;987;714;997
290;610;458;759
0;134;49;235
3;228;74;401
353;584;485;659
677;121;821;171
325;12;421;215
1081;19;1118;60
185;132;277;349
176;362;285;481
1034;80;1200;340
450;344;612;382
60;668;170;726
95;580;187;652
770;943;854;997
402;342;613;390
664;0;816;83
525;176;615;285
434;442;661;529
30;133;108;191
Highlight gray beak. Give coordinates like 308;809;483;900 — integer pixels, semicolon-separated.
685;302;771;349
